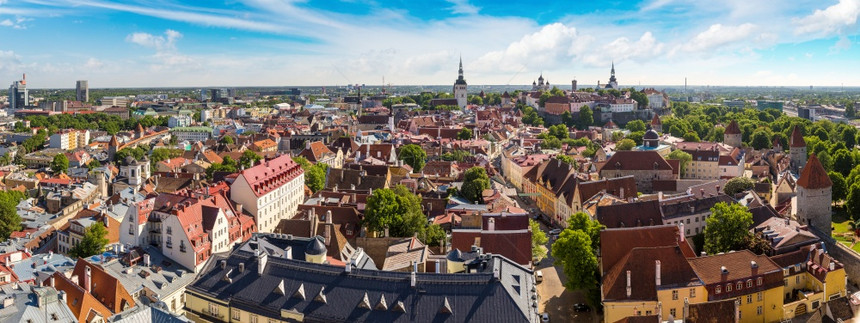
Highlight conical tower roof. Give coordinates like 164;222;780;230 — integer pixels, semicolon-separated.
797;154;832;189
790;125;806;148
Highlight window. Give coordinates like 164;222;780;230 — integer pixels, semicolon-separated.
747;295;752;304
672;290;678;300
208;303;218;316
250;315;258;323
796;276;800;284
795;264;801;271
756;306;762;315
180;241;186;253
645;310;652;315
670;308;676;317
737;282;742;291
128;224;134;235
166;236;172;248
167;226;172;235
757;277;762;286
232;309;240;320
726;284;732;292
757;292;762;302
739;310;742;319
690;288;696;298
715;286;721;294
747;280;752;288
784;279;788;286
686;219;691;224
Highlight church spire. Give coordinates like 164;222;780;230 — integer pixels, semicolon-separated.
611;61;615;76
458;55;463;78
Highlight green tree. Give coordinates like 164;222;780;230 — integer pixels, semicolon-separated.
206;156;238;179
239;150;262;168
556;154;574;165
421;224;447;247
703;202;753;254
667;149;692;177
833;149;854;176
723;177;754;196
847;183;860;219
0;191;25;240
541;137;562;149
616;139;636;151
630;90;649;109
292;157;329;194
561;111;574;127
51;154;69;174
578;106;594;130
86;159;101;171
682;131;701;142
625;119;646;132
398;144;427;172
460;167;490;203
530;219;548;261
750;129;771;150
470;96;483;105
552;230;598;291
362;185;427;237
829;171;847;201
69;222;110;258
548;124;569;140
566;212;604;251
457;128;473;140
220;136;234;144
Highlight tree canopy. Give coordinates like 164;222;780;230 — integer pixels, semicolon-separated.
703;202;753;254
398;144;427;172
362;185;429;238
457;128;473;140
69;222;110;258
0;191;26;240
667;149;692;177
723;177;754;196
51;154;69;174
530;219;548;262
616;139;636;151
460;167;490;203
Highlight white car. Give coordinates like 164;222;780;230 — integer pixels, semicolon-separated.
535;270;543;283
541;312;550;323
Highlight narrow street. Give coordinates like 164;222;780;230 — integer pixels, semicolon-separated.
535;220;599;323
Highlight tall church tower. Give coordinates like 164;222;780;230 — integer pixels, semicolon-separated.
790;125;807;173
607;61;618;89
454;57;468;109
795;154;832;237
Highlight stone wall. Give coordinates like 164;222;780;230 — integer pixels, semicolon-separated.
356;236;405;270
813;227;860;287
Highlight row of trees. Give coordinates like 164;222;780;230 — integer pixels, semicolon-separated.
24;114;168;135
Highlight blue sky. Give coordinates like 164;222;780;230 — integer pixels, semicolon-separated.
0;0;859;88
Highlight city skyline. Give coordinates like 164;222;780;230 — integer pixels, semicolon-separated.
1;0;859;88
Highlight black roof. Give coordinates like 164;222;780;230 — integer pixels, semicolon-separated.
188;233;538;323
306;236;327;256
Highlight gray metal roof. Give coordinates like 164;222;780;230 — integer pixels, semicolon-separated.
188;233;538;323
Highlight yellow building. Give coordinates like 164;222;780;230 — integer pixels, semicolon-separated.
687;250;784;323
522;158;576;226
602;245;706;322
772;244;848;319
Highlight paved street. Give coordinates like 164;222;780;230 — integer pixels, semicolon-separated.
535;222;600;323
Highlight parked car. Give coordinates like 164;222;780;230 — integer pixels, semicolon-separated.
535;270;543;283
574;303;590;312
549;229;561;236
540;312;550;323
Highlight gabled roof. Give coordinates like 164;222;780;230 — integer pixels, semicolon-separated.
597;200;664;229
237;154;304;197
601;151;672;172
650;114;661;126
686;250;781;285
600;225;694;276
797;154;832;189
602;246;701;301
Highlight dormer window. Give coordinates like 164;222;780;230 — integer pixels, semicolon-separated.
715;286;721;294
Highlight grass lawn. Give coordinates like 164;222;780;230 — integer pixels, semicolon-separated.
831;206;860;252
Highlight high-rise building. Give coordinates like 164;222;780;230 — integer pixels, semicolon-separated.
453;57;467;109
8;74;28;109
76;80;89;102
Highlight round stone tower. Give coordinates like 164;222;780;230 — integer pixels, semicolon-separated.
795;154;832;237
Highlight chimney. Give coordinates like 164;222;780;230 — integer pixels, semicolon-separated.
655;260;661;286
220;260;226;269
830;261;835;271
700;189;705;198
143;254;151;267
410;271;417;287
285;246;292;260
488;218;495;231
619;187;625;199
750;261;758;276
679;223;685;241
84;266;92;293
657;191;663;201
720;266;729;281
626;270;632;297
238;263;245;273
257;251;268;276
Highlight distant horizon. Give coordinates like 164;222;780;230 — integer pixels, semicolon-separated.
1;1;859;87
20;84;860;91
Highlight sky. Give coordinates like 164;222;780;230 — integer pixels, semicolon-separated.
0;0;859;88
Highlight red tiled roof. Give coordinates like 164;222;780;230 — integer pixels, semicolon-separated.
797;154;832;189
651;114;661;126
602;245;700;301
600;225;693;276
686;250;781;284
790;125;806;148
724;120;740;135
602;151;673;171
238;154;304;197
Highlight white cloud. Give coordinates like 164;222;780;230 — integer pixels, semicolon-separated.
446;0;479;15
0;17;31;29
683;23;757;52
0;19;11;27
473;23;592;73
583;32;664;65
125;29;182;51
794;0;860;35
831;35;852;52
84;58;103;69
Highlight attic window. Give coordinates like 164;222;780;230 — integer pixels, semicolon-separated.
274;280;285;296
358;293;371;309
314;287;327;304
439;297;452;314
375;295;388;311
293;283;305;300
